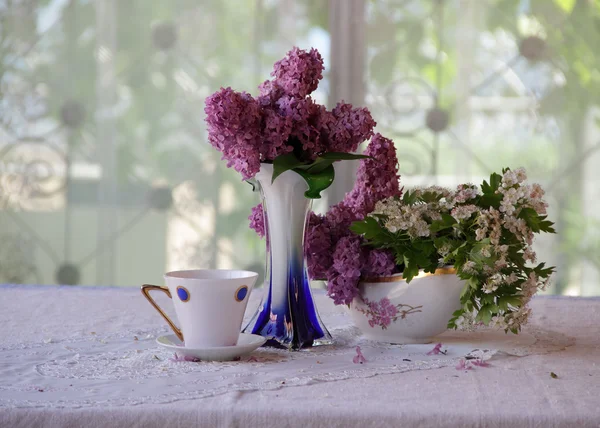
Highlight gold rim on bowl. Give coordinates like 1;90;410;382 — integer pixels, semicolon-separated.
362;266;457;283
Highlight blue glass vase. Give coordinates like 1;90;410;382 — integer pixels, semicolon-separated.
243;163;332;350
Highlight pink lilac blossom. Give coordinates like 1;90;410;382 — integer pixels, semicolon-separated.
326;272;361;306
259;107;293;160
276;96;324;157
257;80;284;105
362;249;396;278
248;204;265;238
304;213;332;280
352;346;367;364
328;236;364;305
204;88;262;179
270;47;324;98
316;134;401;304
342;133;403;219
207;47;376;178
326;102;377;154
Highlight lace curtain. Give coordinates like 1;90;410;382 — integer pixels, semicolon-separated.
0;0;599;296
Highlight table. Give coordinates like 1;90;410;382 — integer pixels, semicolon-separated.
1;284;599;428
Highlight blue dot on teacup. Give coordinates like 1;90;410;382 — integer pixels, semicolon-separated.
235;285;248;302
176;286;190;302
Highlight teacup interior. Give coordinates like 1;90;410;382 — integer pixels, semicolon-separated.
165;269;257;281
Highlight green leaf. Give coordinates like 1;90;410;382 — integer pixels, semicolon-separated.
402;256;420;283
273;152;370;198
459;283;472;300
451;309;464;318
475;304;493;325
272;153;307;183
297;152;371;174
534;262;556;278
478;192;503;209
430;213;456;233
481;172;502;196
350;216;383;238
518;208;556;234
490;172;502;191
467;277;480;290
293;164;335;199
498;296;522;311
402;190;418;205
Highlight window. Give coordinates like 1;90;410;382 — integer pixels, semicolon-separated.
1;0;598;295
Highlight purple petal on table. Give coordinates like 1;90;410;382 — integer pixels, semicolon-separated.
471;359;491;368
456;359;473;370
247;356;259;362
352;346;367;364
427;343;443;355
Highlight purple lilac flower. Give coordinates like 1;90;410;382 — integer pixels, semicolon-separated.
305;213;332;280
327;102;376;154
307;134;402;305
326;272;360;306
257;80;284;106
248;204;265;238
276;96;322;157
270;47;324;98
343;133;403;218
326;236;363;305
362;249;396;278
325;201;359;240
204;87;262;179
259;107;293;160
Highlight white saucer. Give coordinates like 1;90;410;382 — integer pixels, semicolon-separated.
156;333;267;362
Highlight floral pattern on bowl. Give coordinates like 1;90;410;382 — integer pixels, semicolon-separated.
355;297;423;329
349;268;465;344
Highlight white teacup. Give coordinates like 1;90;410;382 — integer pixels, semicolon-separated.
141;269;258;348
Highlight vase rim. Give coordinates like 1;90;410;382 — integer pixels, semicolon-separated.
362;266;456;283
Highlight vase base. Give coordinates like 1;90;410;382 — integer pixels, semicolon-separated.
243;303;333;351
258;334;333;350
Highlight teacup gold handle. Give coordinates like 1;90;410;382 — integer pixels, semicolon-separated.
141;284;183;342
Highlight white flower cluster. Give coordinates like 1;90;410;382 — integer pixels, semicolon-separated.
373;184;481;239
451;204;478;220
373;198;434;238
369;168;553;333
454;183;479;203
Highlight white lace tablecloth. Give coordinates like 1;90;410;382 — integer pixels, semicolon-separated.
0;284;598;428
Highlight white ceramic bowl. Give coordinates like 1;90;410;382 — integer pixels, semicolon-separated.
349;267;465;344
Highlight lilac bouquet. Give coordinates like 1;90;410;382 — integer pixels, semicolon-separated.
204;47;376;198
250;139;556;333
250;133;403;304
